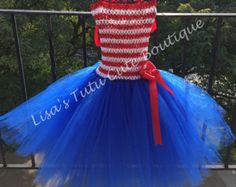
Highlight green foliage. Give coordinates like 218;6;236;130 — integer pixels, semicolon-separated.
153;0;236;162
152;0;235;104
177;3;195;12
0;1;99;115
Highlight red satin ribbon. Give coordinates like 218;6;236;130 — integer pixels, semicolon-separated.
139;61;175;145
94;25;101;47
151;19;157;33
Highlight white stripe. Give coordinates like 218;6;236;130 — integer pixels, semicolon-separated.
100;37;149;44
92;7;156;16
102;56;147;63
101;47;148;54
96;68;141;80
100;63;141;72
96;18;154;26
99;28;151;35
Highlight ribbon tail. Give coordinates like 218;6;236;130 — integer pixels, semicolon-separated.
149;80;162;145
157;75;175;96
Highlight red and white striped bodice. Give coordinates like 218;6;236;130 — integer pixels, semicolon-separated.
91;0;157;80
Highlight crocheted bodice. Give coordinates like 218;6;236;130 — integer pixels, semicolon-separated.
91;0;157;80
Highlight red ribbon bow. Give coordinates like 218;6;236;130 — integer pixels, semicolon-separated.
139;61;175;145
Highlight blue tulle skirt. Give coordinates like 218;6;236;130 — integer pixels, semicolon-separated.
0;62;235;187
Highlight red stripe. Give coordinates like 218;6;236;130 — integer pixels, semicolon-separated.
98;24;152;30
99;33;150;39
93;13;155;20
101;42;149;48
102;52;146;58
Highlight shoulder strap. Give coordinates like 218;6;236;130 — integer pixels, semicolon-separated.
151;19;157;33
94;25;101;47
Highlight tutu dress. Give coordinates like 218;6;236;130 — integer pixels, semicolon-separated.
0;0;235;187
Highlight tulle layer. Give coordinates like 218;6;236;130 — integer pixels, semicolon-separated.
0;62;234;187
